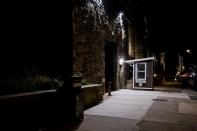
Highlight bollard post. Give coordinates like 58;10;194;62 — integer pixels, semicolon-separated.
108;82;112;96
71;75;84;121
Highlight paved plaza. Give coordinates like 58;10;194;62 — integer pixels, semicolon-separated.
42;86;197;131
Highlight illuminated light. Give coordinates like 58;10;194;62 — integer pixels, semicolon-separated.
118;12;123;18
186;49;192;53
192;72;196;77
93;0;102;6
117;12;124;26
119;58;124;65
117;12;126;45
154;74;157;77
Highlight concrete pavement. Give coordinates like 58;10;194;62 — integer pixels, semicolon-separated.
42;86;197;131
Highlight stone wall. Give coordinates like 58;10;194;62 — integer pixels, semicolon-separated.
82;84;103;109
73;0;147;90
73;0;122;85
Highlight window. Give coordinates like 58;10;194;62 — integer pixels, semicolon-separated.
136;63;146;80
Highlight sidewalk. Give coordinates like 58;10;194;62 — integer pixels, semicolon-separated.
42;86;197;131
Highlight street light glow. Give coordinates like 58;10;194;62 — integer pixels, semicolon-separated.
186;49;192;53
119;58;124;65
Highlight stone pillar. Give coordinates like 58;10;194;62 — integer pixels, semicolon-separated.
71;75;84;121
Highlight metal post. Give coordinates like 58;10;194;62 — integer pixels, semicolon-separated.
108;82;112;96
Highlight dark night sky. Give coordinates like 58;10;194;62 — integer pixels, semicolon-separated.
145;0;197;67
146;0;197;50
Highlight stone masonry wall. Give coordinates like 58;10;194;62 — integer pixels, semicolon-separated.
73;0;146;90
73;0;122;84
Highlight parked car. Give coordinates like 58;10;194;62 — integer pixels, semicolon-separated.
176;64;197;88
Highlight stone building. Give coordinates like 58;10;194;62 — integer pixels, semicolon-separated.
72;0;148;91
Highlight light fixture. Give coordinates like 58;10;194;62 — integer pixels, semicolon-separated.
154;74;157;77
186;49;192;53
119;58;124;66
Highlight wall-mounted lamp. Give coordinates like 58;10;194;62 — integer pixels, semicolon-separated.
186;49;192;53
154;73;157;77
119;58;124;66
